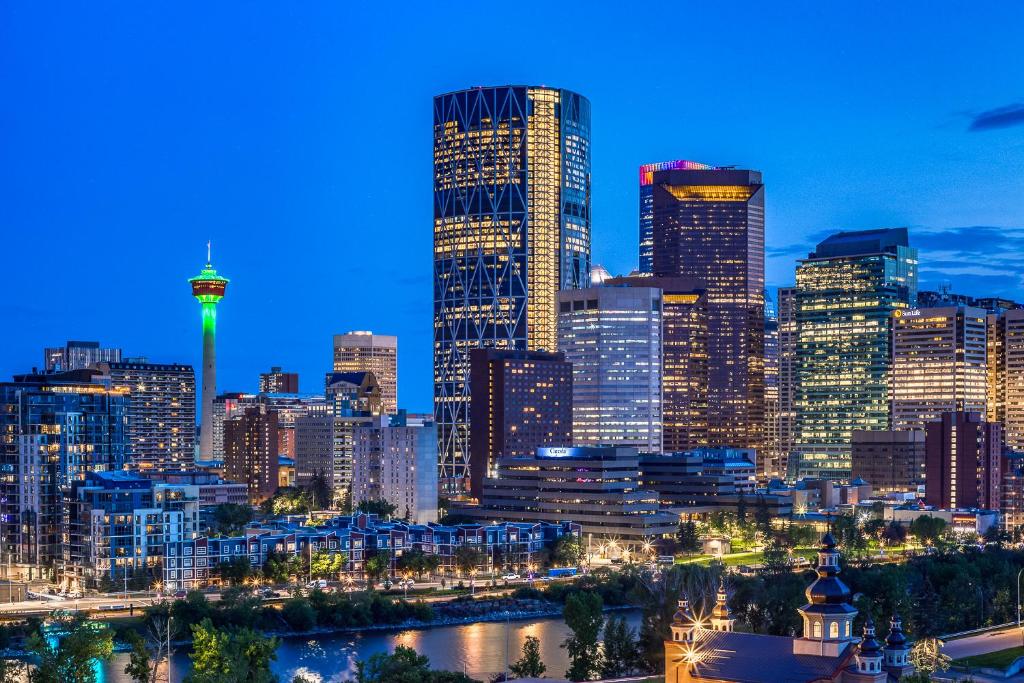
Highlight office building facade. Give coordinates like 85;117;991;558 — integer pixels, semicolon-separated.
434;85;591;493
95;360;196;472
792;229;917;480
606;275;709;453
638;160;719;273
353;413;439;524
649;165;765;449
43;340;122;373
0;371;129;579
777;287;798;480
850;430;926;494
924;412;1001;510
891;306;987;432
988;309;1024;452
763;290;781;478
467;446;676;542
259;366;298;394
468;349;572;499
557;286;662;452
333;332;398;413
223;405;279;504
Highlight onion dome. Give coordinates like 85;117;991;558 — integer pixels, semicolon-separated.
858;617;883;656
712;576;730;619
885;613;909;649
805;532;852;605
673;593;693;625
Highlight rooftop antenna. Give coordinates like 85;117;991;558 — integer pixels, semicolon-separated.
207;240;212;265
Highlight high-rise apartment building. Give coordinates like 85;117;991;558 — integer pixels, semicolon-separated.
648;164;764;449
988;309;1024;452
792;229;917;480
43;340;122;372
434;86;591;493
924;412;1001;510
468;348;573;499
223;405;279;504
211;392;326;460
259;366;298;394
0;370;129;579
333;332;397;413
891;306;987;432
605;275;709;453
95;360;196;472
557;285;662;453
353;413;439;524
850;430;926;494
777;287;798;480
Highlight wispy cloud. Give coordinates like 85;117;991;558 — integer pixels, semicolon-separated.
968;103;1024;131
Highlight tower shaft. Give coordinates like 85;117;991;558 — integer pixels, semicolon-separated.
199;301;218;459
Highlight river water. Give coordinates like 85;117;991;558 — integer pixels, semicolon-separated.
96;611;642;682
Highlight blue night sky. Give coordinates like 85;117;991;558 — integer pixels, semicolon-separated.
2;3;1023;412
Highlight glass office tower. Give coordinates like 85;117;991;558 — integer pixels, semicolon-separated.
638;160;717;273
649;166;765;450
792;228;917;480
433;86;591;493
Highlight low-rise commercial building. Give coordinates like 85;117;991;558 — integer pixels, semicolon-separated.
464;446;677;542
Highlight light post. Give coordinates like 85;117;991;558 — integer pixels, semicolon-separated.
1017;568;1024;645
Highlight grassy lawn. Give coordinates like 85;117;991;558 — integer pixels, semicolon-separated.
676;547;818;568
954;646;1024;670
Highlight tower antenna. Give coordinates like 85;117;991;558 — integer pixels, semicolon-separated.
207;240;212;265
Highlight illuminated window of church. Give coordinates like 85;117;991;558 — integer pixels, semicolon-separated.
845;622;851;637
813;622;822;638
829;622;838;638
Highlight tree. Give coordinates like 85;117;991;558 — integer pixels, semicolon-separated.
553;534;587;568
212;503;254;536
186;618;278;683
736;493;748;527
908;515;947;546
509;635;546;679
600;615;639;678
352;645;480;683
281;596;317;631
310;549;346;579
307;471;333;510
27;611;115;683
356;499;398;518
562;591;604;681
754;495;772;534
908;637;951;678
217;556;253;585
365;549;391;588
454;545;484;577
761;536;791;575
124;631;155;683
677;520;700;555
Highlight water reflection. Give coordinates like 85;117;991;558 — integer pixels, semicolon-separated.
96;611;640;682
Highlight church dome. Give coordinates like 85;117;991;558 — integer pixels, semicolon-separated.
805;532;852;605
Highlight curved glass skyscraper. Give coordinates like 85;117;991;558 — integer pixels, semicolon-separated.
433;85;591;494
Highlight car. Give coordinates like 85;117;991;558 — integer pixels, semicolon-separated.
502;573;520;581
173;590;188;598
306;579;328;590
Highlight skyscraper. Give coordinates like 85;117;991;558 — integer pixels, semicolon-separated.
988;309;1024;452
763;290;781;478
189;244;228;460
259;366;299;394
891;306;987;432
606;275;709;452
333;332;397;413
777;287;798;480
468;348;573;499
792;229;917;480
353;413;439;524
95;360;197;472
924;412;1001;511
43;340;122;373
638;160;719;273
649;164;765;450
433;85;591;493
557;285;662;452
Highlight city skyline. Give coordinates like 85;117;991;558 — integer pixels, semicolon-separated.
4;4;1024;413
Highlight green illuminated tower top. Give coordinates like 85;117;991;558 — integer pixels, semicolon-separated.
190;241;228;460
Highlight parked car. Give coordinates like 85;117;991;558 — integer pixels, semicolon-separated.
306;579;328;590
502;573;520;581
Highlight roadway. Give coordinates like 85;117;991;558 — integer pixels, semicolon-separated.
942;624;1024;660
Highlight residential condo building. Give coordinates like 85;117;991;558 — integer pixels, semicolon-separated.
43;340;122;373
333;332;397;413
353;413;439;524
